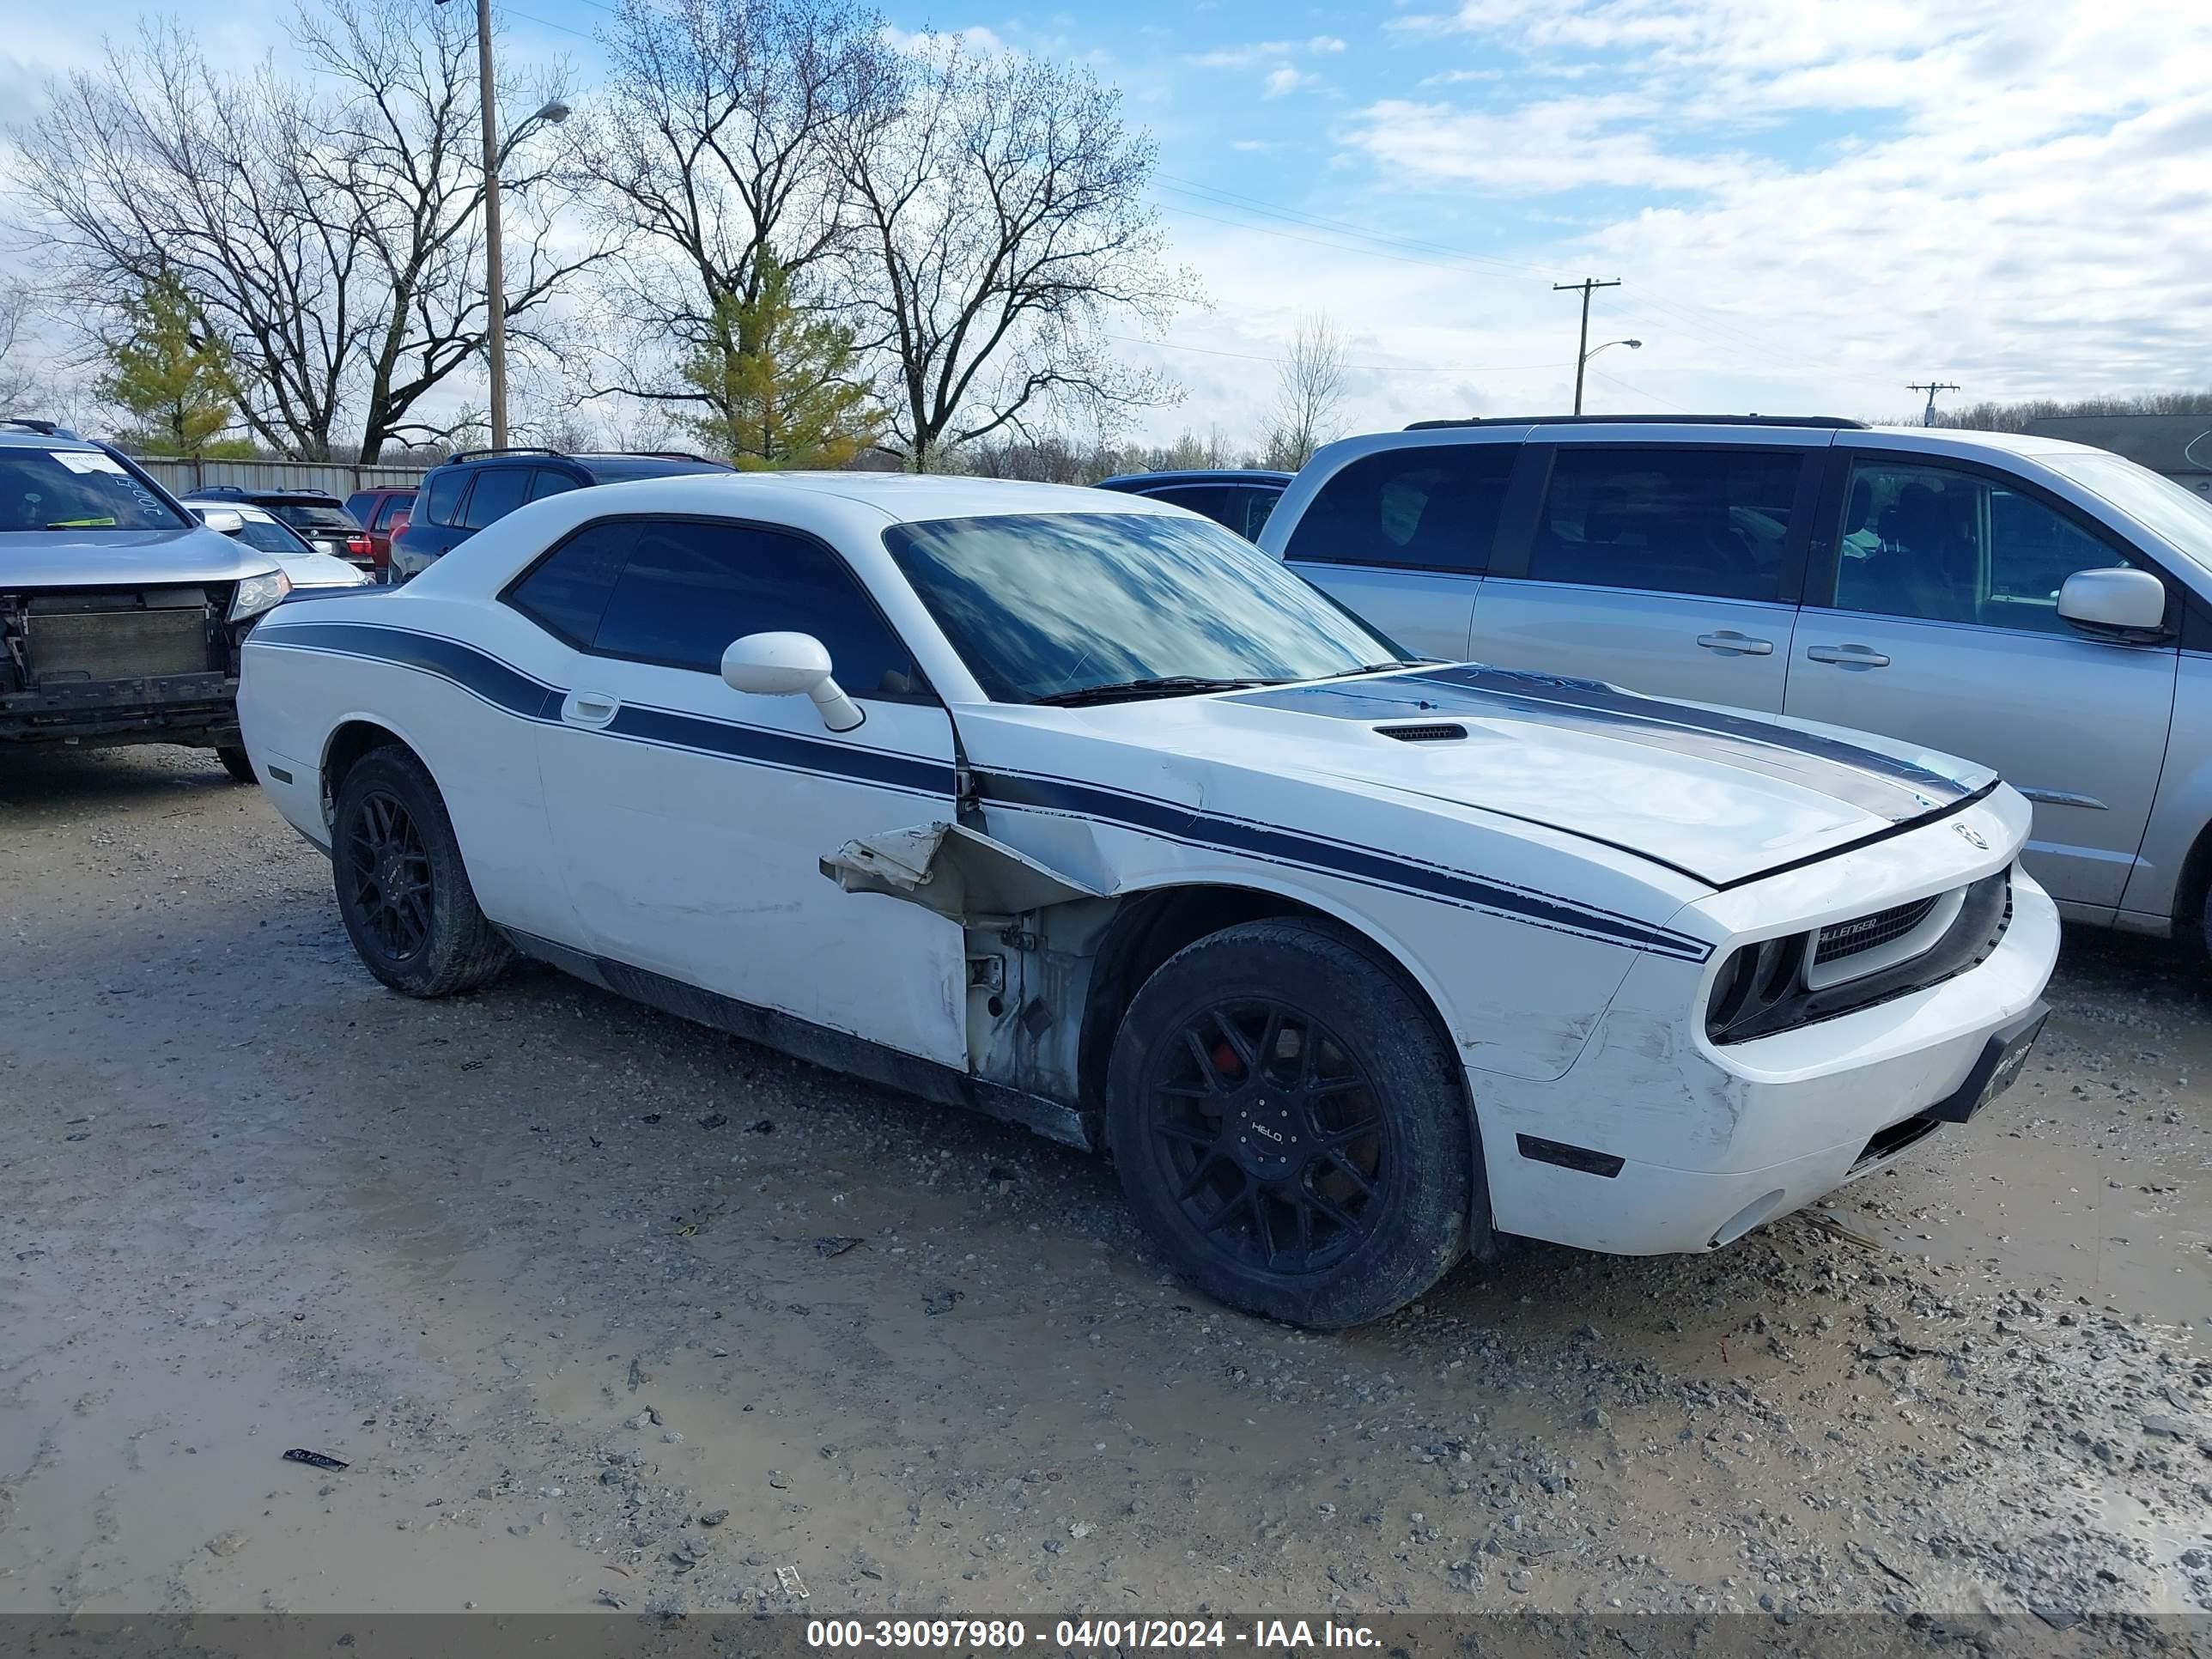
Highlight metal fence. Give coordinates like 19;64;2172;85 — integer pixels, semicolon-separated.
131;457;432;500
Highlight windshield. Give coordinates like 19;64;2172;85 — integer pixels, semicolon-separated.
0;447;187;531
882;511;1407;704
2044;453;2212;571
266;501;359;532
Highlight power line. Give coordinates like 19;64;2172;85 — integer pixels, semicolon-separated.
501;4;600;40
1154;175;1556;278
1103;330;1565;374
1588;367;1692;413
1154;175;1918;394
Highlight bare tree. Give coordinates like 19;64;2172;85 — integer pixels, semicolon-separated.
839;37;1195;466
9;3;596;460
15;27;353;456
575;0;896;428
1263;313;1348;471
294;0;602;459
0;279;44;410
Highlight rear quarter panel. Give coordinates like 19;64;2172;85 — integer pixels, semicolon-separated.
240;589;583;946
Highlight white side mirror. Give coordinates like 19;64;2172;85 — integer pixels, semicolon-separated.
720;631;865;732
201;507;246;536
2057;568;2166;635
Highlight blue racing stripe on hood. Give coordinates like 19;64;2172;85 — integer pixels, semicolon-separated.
1235;664;1973;822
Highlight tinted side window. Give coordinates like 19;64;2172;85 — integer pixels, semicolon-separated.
527;469;579;502
1828;459;2133;634
373;493;414;529
1284;445;1513;572
1145;485;1237;530
591;520;924;700
1530;447;1802;602
344;491;375;523
507;520;635;646
422;470;466;527
459;467;532;530
1239;487;1284;541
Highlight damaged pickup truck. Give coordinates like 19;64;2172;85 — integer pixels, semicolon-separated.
1;421;292;780
237;473;2058;1326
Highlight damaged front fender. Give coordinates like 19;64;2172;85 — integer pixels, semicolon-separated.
820;821;1111;924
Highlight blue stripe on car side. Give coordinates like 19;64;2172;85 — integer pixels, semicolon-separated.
250;620;1709;960
974;769;1711;961
606;703;954;795
259;618;562;719
250;619;957;795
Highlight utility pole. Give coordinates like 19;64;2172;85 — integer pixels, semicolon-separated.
1555;277;1622;416
1908;381;1960;428
438;0;568;447
474;0;509;449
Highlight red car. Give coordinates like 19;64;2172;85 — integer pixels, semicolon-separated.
343;486;419;580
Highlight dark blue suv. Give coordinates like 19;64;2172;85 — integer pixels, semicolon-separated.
389;447;735;580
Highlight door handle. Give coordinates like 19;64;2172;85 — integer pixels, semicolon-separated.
1695;630;1774;656
1805;644;1891;668
562;690;621;727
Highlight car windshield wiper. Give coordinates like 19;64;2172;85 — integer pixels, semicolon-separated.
1318;659;1430;678
1031;676;1273;708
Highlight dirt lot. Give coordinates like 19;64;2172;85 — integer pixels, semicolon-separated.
3;745;2209;1623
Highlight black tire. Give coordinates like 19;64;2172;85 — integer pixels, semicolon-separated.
331;745;513;998
216;745;257;784
1105;917;1482;1328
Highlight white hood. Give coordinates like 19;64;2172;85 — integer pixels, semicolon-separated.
1174;665;1996;889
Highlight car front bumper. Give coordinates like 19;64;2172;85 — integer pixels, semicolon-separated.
0;672;242;749
1473;858;2060;1257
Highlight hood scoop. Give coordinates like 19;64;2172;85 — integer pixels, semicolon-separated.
1377;722;1468;744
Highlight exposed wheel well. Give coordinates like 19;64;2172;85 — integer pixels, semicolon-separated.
321;720;410;823
1075;884;1462;1097
1074;883;1494;1261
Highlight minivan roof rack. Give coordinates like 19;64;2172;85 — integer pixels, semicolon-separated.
577;450;726;465
448;446;563;463
1405;414;1870;431
0;416;80;439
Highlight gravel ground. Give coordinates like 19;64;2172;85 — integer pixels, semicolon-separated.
2;744;2208;1625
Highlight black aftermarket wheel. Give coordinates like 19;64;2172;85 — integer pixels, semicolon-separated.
1106;918;1481;1328
331;746;512;998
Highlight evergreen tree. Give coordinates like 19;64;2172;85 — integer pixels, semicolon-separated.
682;253;883;470
96;272;244;457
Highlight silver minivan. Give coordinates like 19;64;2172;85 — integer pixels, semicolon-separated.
1260;415;2212;945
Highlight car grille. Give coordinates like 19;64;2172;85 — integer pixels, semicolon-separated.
1814;896;1940;965
1708;870;2012;1043
27;607;209;683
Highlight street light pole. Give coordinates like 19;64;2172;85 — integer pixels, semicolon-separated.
440;0;568;448
474;0;509;449
1554;276;1621;416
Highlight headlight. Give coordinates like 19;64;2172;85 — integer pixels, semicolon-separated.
229;568;293;621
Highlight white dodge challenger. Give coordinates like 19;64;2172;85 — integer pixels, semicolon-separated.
240;473;2057;1326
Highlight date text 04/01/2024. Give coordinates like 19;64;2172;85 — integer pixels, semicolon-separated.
804;1619;1381;1650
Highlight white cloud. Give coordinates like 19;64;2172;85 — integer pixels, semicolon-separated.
1352;94;1756;192
1300;0;2212;424
1308;36;1347;54
880;22;1011;59
1263;65;1316;99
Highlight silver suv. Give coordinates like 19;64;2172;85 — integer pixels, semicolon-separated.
1261;415;2212;945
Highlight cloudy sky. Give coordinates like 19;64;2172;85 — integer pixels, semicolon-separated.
6;0;2211;446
